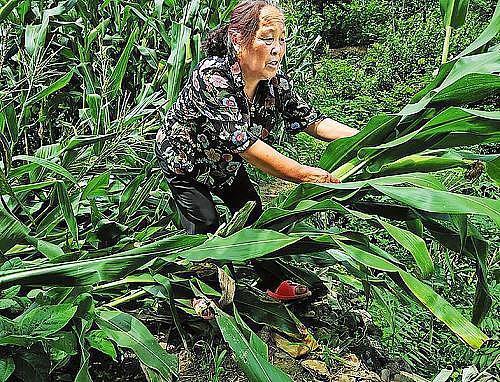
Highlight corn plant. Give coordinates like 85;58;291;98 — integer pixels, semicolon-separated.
439;0;470;63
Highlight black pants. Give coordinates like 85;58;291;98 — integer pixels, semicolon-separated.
165;168;263;234
165;168;283;289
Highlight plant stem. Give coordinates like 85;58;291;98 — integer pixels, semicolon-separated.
104;290;148;307
441;26;452;64
94;276;155;291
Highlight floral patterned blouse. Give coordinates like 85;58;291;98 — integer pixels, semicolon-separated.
155;47;325;189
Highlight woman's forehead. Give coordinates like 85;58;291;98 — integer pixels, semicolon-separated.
259;6;285;31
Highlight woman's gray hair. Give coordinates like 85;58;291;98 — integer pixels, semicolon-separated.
202;0;283;57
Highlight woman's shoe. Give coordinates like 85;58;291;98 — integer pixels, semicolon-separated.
266;280;312;301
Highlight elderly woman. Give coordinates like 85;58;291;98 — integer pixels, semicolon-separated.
155;0;358;310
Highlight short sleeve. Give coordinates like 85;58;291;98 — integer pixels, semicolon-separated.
276;74;326;135
188;59;258;153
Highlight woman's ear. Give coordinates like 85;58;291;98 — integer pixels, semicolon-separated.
229;31;242;52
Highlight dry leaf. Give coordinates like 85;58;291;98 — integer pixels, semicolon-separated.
273;330;318;358
301;359;330;377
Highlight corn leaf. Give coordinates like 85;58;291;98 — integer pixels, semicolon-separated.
0;205;29;252
379;220;434;277
457;2;500;58
0;234;206;287
109;27;139;99
234;287;301;337
439;0;470;28
338;242;488;349
64;133;116;151
82;172;110;200
0;0;21;22
12;155;76;183
179;229;302;262
372;185;500;227
399;270;488;349
215;306;292;382
96;309;178;379
55;181;79;243
26;68;76;105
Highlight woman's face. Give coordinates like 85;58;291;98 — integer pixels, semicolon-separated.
238;6;286;81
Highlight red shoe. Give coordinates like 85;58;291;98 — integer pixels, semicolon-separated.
266;280;312;301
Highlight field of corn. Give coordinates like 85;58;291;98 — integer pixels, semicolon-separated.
0;0;499;381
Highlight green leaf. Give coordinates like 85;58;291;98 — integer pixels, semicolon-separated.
12;155;76;183
379;220;434;277
166;21;192;106
217;200;256;236
0;234;205;287
359;108;500;166
372;185;500;227
4;105;18;144
234;307;268;358
336;242;400;273
399;52;500;115
35;239;65;260
21;304;77;337
215;307;292;382
0;357;15;382
55;181;79;243
82;171;110;200
457;2;500;58
372;154;468;177
439;0;470;28
320;114;399;171
152;274;188;350
74;318;93;382
51;331;78;356
109;27;139;98
338;242;488;349
235;287;301;338
12;180;56;193
96;309;178;379
0;205;30;252
119;174;145;217
180;229;302;262
485;156;500;186
280;172;444;209
0;0;21;22
0;305;77;346
64;133;117;151
398;271;488;349
26;68;76;105
87;330;117;360
86;18;110;47
24;15;49;56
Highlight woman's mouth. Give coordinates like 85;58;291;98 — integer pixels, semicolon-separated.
267;60;279;68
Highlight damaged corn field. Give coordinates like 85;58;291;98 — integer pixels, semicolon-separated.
0;0;499;381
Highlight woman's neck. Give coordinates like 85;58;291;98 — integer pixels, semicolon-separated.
242;71;260;103
244;82;258;103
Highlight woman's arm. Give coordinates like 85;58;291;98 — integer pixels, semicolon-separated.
240;139;338;183
305;117;358;141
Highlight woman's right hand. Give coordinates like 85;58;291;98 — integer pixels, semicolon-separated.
299;165;340;183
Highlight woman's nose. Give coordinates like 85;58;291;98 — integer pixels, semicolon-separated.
271;44;282;56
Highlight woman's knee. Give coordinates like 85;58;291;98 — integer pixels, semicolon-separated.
197;212;220;233
179;208;219;234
